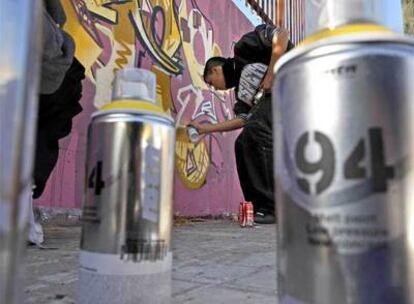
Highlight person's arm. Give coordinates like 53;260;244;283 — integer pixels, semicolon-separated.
260;28;289;92
189;117;246;135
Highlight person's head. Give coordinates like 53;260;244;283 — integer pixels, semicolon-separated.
203;57;227;90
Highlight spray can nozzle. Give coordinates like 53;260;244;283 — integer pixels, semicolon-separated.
111;68;156;103
305;0;384;36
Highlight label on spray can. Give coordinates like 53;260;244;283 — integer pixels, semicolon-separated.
80;251;172;275
141;145;161;222
278;59;401;255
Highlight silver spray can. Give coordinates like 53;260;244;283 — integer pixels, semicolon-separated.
0;1;42;303
273;1;414;303
79;68;175;304
187;126;200;143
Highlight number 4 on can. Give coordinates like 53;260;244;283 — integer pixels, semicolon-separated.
345;128;395;192
88;161;105;195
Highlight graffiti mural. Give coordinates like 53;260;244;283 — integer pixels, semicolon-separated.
35;0;256;215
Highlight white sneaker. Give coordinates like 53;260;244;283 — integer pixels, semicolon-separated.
28;194;44;245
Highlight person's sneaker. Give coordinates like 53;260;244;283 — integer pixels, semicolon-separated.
254;211;276;224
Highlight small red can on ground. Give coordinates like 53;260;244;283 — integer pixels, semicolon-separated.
239;201;254;228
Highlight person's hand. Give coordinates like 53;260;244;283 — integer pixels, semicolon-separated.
260;71;273;93
188;121;208;134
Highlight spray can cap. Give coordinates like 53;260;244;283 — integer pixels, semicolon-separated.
305;0;383;36
112;68;156;104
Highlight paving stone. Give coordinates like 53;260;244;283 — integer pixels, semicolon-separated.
24;220;278;303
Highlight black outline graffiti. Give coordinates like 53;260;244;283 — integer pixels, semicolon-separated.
151;6;166;47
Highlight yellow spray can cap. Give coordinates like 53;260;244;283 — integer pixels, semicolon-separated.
98;68;170;119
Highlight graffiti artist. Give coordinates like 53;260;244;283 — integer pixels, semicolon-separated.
190;24;294;224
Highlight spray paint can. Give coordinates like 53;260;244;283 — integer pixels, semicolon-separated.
187;126;200;143
253;89;264;105
79;68;175;304
273;1;414;303
0;1;42;303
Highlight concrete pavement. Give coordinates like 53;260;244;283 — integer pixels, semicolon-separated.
24;219;278;304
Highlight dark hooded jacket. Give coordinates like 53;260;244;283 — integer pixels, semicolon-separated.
222;24;294;119
33;1;85;198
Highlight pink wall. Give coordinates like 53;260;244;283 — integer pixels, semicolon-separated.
35;0;255;216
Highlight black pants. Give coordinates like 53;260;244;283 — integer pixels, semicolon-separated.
235;96;274;214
